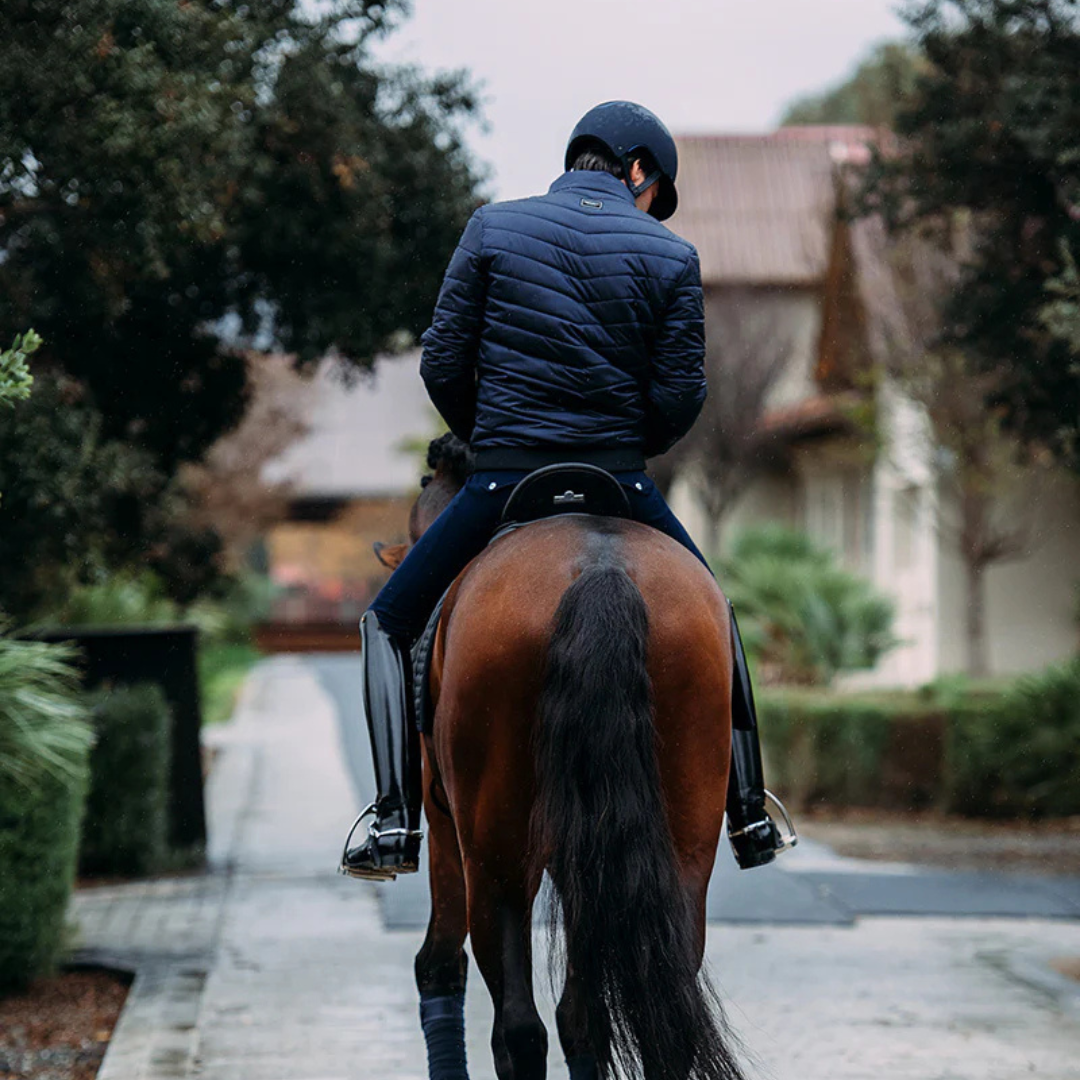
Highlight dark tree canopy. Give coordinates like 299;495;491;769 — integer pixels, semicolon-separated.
0;0;484;470
863;0;1080;467
780;43;923;128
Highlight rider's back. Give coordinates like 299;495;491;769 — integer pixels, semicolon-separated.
420;169;705;467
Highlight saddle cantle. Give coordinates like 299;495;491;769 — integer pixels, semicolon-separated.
499;462;631;527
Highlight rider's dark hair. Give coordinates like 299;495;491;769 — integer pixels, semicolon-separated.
569;142;625;179
569;142;658;183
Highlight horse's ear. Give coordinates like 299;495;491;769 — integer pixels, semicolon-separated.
374;541;408;570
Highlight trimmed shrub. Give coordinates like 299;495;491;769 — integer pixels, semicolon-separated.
80;683;172;877
717;526;896;685
0;635;93;992
947;659;1080;818
0;767;88;992
760;689;947;810
760;659;1080;819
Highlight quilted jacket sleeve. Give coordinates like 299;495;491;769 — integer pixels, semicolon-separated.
643;250;707;457
419;210;487;442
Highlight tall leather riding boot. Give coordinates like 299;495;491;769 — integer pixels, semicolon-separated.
340;611;423;881
725;601;794;869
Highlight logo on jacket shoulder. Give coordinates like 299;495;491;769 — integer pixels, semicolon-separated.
580;197;604;210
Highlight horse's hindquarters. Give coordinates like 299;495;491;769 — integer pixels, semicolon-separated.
427;517;744;1080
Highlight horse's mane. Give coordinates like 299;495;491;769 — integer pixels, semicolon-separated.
424;433;474;489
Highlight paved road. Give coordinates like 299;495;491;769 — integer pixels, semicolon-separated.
313;653;1080;932
74;657;1080;1080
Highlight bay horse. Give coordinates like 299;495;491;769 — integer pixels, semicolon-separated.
378;438;746;1080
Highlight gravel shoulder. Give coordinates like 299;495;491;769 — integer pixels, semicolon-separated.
797;809;1080;876
0;968;130;1080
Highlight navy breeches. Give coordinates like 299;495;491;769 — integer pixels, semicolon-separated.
369;470;709;642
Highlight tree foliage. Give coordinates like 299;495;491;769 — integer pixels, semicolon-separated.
863;0;1080;467
0;374;221;618
0;1;482;469
0;1;483;611
0;329;40;409
781;43;924;128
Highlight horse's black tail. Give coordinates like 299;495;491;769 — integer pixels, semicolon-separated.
531;565;745;1080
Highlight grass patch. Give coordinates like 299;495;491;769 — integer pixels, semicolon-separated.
198;642;261;726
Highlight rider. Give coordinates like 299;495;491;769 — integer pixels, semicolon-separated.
342;101;785;880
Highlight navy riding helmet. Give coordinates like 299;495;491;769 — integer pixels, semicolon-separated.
565;101;679;221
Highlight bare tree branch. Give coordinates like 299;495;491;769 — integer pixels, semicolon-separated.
670;293;794;552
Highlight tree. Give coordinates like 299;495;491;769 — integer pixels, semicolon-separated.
862;0;1080;470
180;354;315;570
659;298;793;555
857;216;1050;675
0;374;162;617
0;1;482;467
0;1;483;602
781;42;923;128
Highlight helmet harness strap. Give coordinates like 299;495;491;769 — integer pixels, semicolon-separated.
621;147;662;199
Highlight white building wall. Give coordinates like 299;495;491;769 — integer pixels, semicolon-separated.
668;471;711;556
722;472;800;553
668;468;799;562
854;385;940;687
935;471;1080;678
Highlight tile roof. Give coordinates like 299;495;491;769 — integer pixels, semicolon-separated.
672;133;844;287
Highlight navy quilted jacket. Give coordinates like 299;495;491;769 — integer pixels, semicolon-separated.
419;170;706;469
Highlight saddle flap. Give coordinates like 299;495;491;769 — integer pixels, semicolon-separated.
499;463;631;527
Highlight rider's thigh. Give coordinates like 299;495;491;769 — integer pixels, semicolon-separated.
618;472;710;569
369;475;516;640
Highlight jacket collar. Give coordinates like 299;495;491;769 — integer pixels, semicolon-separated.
548;170;635;205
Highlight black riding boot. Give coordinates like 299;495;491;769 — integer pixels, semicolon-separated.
340;611;423;881
726;602;796;869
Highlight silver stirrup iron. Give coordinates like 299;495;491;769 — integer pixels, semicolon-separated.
727;789;799;854
338;803;423;881
765;789;799;852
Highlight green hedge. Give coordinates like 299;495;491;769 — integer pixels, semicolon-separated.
80;683;172;877
0;634;92;991
760;689;947;811
0;767;88;992
946;661;1080;818
760;658;1080;819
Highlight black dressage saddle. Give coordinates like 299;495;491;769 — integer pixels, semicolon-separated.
498;462;631;529
412;463;633;732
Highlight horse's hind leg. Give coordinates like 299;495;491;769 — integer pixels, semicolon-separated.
556;968;598;1080
415;740;470;1080
468;868;547;1080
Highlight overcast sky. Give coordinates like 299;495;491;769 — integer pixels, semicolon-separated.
376;0;907;201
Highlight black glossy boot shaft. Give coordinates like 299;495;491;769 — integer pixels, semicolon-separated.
726;601;784;869
341;611;423;879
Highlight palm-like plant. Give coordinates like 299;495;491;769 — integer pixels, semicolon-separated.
0;630;93;791
718;526;897;686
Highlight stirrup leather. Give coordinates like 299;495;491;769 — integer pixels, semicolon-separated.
339;802;424;882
